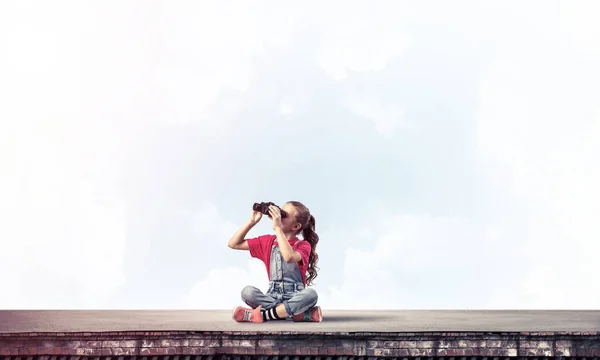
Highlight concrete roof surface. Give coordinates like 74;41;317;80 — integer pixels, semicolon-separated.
1;310;599;333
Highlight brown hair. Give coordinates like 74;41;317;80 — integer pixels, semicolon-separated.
286;201;319;286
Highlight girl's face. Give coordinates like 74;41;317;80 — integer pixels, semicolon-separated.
280;203;301;233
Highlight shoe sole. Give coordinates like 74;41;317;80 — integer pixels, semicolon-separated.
232;306;240;322
317;306;323;322
232;306;251;322
292;307;323;323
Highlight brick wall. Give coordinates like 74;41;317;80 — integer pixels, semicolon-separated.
0;331;599;359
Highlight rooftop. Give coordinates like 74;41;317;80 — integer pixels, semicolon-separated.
2;310;599;333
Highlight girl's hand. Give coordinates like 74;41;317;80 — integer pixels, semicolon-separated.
269;205;283;230
250;210;263;224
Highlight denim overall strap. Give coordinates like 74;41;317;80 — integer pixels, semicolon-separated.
262;241;317;317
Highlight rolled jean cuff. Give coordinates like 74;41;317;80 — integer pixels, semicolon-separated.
282;300;293;316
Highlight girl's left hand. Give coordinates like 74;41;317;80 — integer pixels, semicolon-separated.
269;205;283;230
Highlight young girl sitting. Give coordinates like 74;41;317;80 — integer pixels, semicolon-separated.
228;201;322;323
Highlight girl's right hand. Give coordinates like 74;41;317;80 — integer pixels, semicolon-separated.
250;210;263;224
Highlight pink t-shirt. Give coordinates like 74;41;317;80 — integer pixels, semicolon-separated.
247;234;311;287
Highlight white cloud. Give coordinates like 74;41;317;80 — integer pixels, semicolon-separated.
0;0;263;131
475;9;600;308
319;213;483;310
558;1;600;56
478;111;600;308
183;260;267;309
156;0;261;125
0;127;128;309
279;100;294;118
186;201;239;241
345;95;407;138
183;202;269;309
313;2;413;80
0;1;133;309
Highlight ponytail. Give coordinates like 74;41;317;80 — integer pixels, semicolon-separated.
286;201;320;286
302;214;319;286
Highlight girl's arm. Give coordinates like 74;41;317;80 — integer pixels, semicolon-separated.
274;228;302;263
228;220;257;250
228;210;263;250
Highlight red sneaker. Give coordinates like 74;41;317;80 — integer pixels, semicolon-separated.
232;305;264;323
293;306;322;322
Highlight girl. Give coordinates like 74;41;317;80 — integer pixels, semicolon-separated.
228;201;322;323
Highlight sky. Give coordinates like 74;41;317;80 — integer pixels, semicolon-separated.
1;0;599;310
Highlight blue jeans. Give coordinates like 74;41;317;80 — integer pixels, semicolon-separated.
241;281;318;316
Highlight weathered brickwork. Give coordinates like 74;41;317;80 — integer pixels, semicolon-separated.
0;331;598;359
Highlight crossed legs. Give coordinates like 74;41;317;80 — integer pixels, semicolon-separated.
236;285;320;321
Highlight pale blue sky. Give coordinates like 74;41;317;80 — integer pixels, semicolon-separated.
1;1;599;310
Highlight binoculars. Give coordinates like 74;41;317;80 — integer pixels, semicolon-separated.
252;202;289;218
